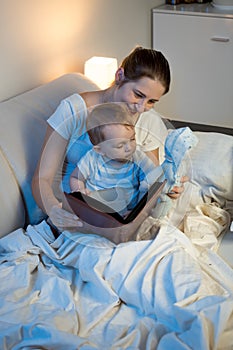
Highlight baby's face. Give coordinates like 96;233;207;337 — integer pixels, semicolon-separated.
98;124;136;162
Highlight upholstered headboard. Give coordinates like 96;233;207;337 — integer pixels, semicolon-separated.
0;73;99;237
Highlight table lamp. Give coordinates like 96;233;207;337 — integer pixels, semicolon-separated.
84;56;118;89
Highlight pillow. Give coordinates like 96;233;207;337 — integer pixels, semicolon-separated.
163;131;232;230
188;132;233;206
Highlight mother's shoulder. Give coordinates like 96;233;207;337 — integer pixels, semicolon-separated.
80;90;103;108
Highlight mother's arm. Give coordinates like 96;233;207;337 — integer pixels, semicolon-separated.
32;125;83;229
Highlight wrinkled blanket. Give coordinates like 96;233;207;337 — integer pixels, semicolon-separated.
0;207;233;349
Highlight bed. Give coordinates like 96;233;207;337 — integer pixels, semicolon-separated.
0;73;232;349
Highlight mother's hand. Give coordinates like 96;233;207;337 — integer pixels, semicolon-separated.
49;204;83;231
167;176;189;199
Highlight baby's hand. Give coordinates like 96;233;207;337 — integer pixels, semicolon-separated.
167;176;189;199
71;181;90;195
79;187;91;196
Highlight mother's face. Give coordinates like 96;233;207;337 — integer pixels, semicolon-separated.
114;76;165;115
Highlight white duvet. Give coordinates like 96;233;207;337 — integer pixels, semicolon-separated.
0;131;232;349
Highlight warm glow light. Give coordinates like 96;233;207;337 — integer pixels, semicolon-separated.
84;56;118;89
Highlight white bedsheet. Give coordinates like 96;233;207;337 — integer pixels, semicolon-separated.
0;216;233;350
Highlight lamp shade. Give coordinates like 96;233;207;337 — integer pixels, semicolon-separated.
84;56;118;89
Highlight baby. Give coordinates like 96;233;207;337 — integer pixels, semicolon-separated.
70;102;163;215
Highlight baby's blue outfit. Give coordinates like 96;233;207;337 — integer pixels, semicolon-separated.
153;127;198;219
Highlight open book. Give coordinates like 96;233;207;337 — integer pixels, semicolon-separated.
63;179;166;234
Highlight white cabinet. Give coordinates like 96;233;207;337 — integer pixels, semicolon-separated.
152;4;233;128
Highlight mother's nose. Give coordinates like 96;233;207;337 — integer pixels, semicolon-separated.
135;100;148;113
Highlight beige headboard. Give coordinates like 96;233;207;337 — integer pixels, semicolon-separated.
0;73;99;237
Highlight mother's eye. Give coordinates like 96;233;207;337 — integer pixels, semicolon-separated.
133;91;143;99
148;99;156;105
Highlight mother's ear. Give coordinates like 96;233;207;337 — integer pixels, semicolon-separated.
115;67;125;84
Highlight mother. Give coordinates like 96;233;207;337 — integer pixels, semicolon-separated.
32;46;186;234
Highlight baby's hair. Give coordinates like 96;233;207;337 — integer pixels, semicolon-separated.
120;46;170;95
86;102;136;145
